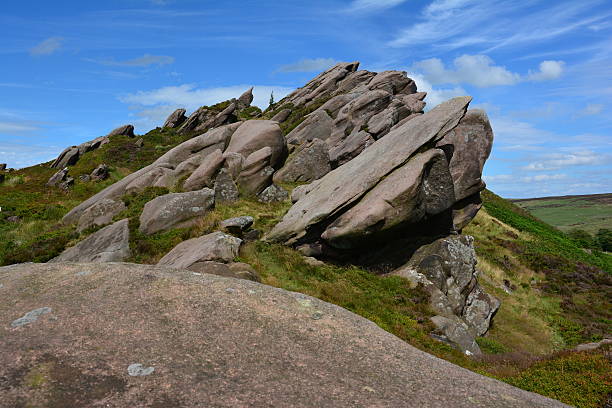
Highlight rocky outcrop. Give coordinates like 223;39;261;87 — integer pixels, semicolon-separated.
90;164;110;181
182;149;224;191
139;189;215;235
76;199;126;233
266;96;473;247
50;219;131;262
386;235;500;354
163;108;187;128
108;124;135;137
0;262;567;407
225;120;287;169
214;168;240;203
270;108;291;123
220;216;254;236
50;136;110;169
258;184;289;203
157;231;242;268
47;167;69;187
178;103;237;135
237;87;254;109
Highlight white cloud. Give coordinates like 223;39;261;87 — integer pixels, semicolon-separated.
29;37;63;56
0;121;40;133
87;54;175;67
522;151;607;171
521;173;566;182
575;103;604;117
527;60;565;81
407;72;466;108
0;141;60;169
411;55;564;87
347;0;408;13
277;58;338;73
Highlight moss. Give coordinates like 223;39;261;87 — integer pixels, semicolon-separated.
476;337;510;354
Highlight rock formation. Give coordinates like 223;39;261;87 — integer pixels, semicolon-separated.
163;108;187;128
0;262;567;407
108;124;135;137
50;219;131;262
50;136;110;169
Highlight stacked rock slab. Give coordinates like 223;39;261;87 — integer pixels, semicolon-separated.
275;62;427;183
50;135;109;169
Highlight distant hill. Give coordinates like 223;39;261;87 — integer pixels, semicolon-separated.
512;193;612;234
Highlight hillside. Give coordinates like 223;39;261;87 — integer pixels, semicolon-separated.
1;64;611;407
512;193;612;235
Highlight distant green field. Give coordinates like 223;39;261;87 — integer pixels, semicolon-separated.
512;193;612;234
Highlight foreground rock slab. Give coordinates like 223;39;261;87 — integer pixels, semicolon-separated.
0;262;568;407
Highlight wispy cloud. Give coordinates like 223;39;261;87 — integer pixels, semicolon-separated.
574;103;604;117
86;54;175;67
29;37;63;56
346;0;408;13
411;54;564;87
277;58;338;73
388;0;610;52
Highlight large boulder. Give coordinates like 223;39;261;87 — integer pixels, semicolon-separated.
50;147;80;169
436;109;493;201
0;262;567;407
321;149;455;249
182;149;224;191
386;235;500;353
90;164;110;181
139;189;215;235
50;219;131;263
237;87;254;109
238;147;275;195
108;124;135;138
46;167;69;187
225;120;287;169
266;96;472;245
273;138;331;183
214;168;240;203
270;108;292;123
163;108;187;128
188;261;261;282
157;231;242;268
76;199;126;233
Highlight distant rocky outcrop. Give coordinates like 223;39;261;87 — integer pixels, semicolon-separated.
163;108;187;128
0;262;567;407
108;124;135;138
50;136;109;169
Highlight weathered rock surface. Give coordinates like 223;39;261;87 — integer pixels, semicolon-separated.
0;262;568;407
266;96;472;246
220;216;254;235
157;231;242;268
50;147;80;169
50;219;131;263
189;261;260;282
182;149;224;191
76;199;126;233
238;147;275;195
387;235;500;353
178;103;237;135
47;167;69;187
270;108;291;123
214;168;240;203
237;87;254;109
274;138;331;183
108;124;135;137
163;108;187;128
90;164;110;181
286;110;333;146
225;120;287;169
139;189;215;235
258;184;289;203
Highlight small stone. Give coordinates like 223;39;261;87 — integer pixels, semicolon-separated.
258;184;288;203
220;216;254;235
127;363;155;377
11;307;52;328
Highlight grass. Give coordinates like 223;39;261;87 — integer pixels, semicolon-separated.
513;194;612;234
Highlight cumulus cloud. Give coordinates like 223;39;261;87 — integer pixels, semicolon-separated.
411;55;564;87
522;151;607;171
277;58;338;73
87;54;175;67
407;72;467;108
527;60;565;81
346;0;408;13
29;37;63;56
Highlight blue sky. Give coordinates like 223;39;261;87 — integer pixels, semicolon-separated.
1;0;610;198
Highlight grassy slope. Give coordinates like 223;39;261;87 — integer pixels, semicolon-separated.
512;193;612;234
1;118;611;406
